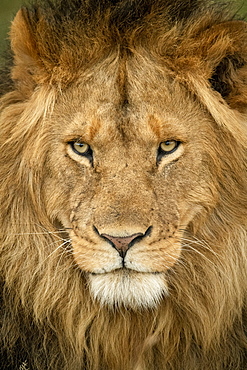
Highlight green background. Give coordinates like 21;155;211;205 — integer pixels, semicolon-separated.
0;0;23;50
0;0;247;55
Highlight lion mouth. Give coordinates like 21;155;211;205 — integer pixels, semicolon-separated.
90;267;163;275
70;223;181;276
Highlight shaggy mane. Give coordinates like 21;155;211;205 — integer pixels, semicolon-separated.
0;0;237;92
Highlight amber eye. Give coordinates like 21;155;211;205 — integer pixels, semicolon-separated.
160;140;179;153
71;142;90;154
157;140;180;161
69;141;93;161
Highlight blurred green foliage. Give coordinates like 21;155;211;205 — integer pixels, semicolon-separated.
0;0;247;55
0;0;22;50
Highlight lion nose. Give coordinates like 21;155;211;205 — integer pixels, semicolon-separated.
101;232;143;257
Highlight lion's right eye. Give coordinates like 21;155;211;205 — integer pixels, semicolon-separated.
69;141;93;160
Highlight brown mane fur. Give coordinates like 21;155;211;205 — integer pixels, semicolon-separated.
0;0;247;369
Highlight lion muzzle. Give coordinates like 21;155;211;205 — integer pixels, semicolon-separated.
99;226;152;258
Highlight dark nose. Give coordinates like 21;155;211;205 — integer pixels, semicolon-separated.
101;232;143;257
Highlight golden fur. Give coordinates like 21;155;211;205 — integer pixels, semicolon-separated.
0;0;247;369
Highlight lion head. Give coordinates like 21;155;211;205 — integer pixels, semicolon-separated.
0;0;247;369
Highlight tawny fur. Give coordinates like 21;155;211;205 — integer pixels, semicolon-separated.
0;0;247;369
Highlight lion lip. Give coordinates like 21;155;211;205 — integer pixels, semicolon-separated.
90;268;163;276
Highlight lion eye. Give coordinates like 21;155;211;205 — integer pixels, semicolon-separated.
157;140;180;162
159;140;179;154
71;142;90;154
69;141;93;159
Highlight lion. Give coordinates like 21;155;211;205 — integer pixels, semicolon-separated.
0;0;247;369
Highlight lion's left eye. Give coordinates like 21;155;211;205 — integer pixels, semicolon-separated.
69;141;93;161
71;142;90;154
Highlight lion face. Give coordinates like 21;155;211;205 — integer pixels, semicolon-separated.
43;57;217;308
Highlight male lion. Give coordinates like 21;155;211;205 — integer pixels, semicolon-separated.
0;0;247;369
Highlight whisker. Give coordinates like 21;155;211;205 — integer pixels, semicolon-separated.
5;231;67;236
42;239;72;264
181;237;221;257
180;243;230;281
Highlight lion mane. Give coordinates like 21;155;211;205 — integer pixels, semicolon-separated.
0;0;247;369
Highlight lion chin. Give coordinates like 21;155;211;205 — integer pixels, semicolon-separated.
88;270;167;309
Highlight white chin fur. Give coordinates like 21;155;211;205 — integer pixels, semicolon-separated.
88;271;168;309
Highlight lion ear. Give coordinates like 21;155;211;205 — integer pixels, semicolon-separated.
10;8;54;93
204;21;247;111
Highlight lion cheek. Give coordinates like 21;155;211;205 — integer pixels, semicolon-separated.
125;240;182;273
72;252;122;274
71;237;123;273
